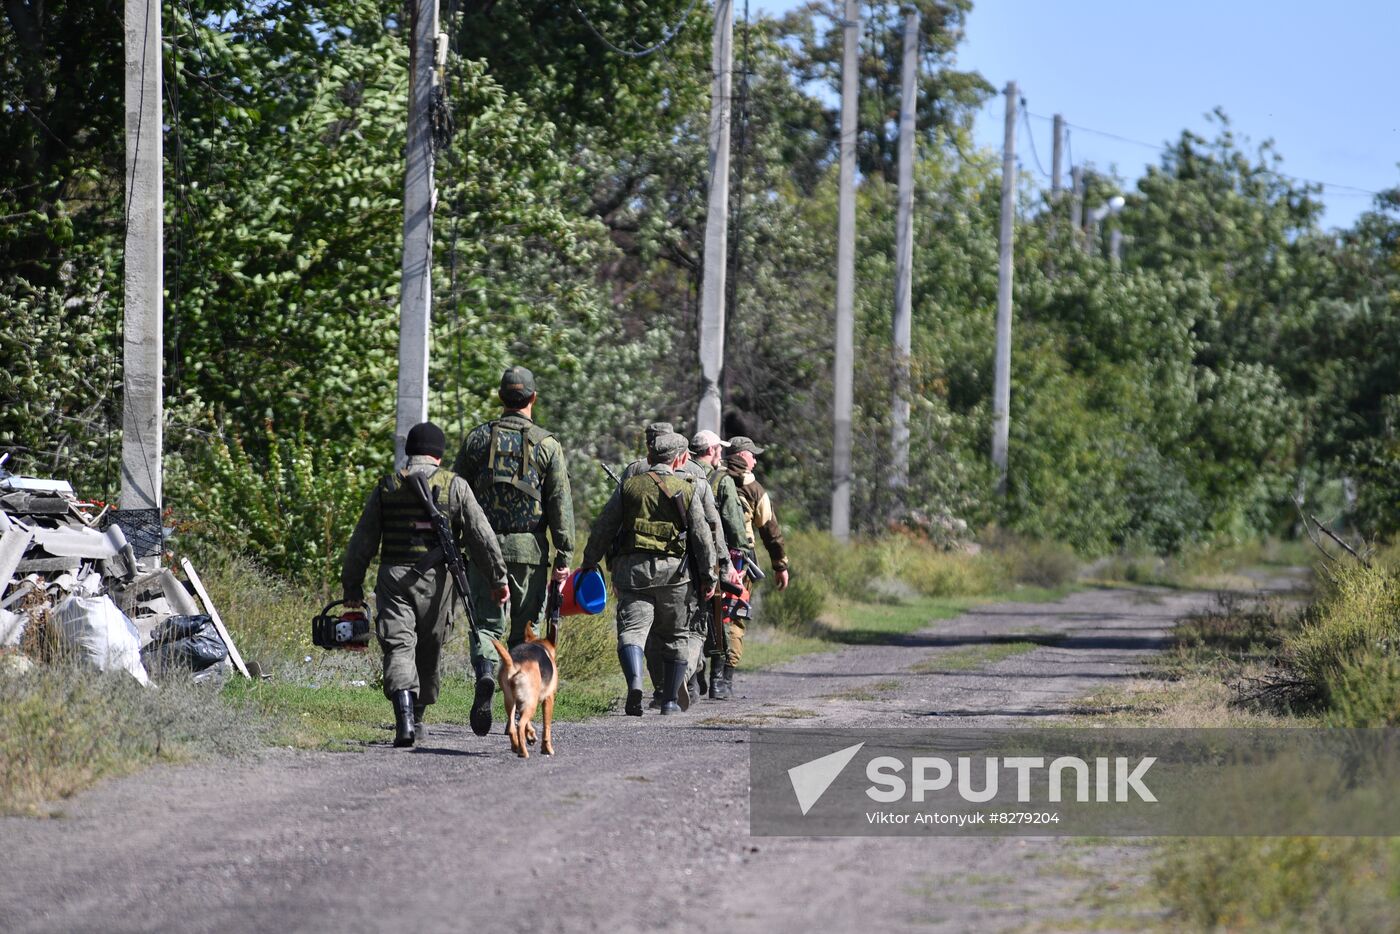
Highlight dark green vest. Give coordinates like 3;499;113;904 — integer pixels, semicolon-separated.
378;468;454;566
621;472;694;557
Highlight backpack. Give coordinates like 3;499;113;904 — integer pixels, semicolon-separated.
478;420;550;534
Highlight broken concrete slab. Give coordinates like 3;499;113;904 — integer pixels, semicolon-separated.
0;527;37;588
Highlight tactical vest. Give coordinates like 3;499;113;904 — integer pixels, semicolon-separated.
476;419;551;534
621;472;694;557
378;468;454;566
704;464;724;497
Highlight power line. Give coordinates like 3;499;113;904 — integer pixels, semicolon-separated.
570;0;703;58
1018;96;1049;179
1026;110;1383;197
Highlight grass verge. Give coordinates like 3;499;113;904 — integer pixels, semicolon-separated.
1075;560;1400;930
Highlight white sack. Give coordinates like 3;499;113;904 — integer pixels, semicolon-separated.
55;594;151;686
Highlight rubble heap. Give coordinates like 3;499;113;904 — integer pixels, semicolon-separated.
0;456;245;683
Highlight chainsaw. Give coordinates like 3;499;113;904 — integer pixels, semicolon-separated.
311;599;371;651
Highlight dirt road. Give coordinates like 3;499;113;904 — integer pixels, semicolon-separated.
2;586;1229;933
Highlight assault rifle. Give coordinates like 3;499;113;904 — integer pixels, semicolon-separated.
601;462;622;486
408;471;481;653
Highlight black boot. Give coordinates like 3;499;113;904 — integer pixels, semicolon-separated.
695;661;709;698
660;659;688;715
711;663;732;700
618;644;645;716
392;689;416;747
648;690;664;710
685;670;701;711
413;703;427;739
471;657;495;737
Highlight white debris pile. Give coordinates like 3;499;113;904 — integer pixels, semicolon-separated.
0;456;248;684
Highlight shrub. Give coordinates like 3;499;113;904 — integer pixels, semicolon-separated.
1325;653;1400;727
172;420;375;587
1287;563;1400;703
763;577;829;631
991;535;1080;589
1156;837;1396;931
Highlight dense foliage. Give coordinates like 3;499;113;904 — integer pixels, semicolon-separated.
3;0;1399;579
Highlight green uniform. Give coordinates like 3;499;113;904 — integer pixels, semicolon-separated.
452;412;575;667
582;464;717;662
645;459;728;687
342;457;507;704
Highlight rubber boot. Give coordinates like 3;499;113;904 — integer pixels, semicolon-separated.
619;644;645;716
695;661;708;698
683;670;700;712
471;657;495;737
413;703;427;739
660;660;687;715
711;663;732;700
392;689;416;747
648;690;664;710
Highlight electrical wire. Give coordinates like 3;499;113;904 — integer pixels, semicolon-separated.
570;0;703;59
1018;96;1050;179
1026;109;1382;197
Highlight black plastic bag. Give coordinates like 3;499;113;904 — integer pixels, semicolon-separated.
141;614;228;673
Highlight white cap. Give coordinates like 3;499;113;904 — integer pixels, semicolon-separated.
689;429;731;453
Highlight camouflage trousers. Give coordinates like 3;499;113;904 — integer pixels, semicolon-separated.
466;560;549;668
616;582;692;663
647;597;707;689
374;563;454;705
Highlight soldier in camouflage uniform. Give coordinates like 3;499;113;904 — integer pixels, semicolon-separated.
580;433;717;716
342;422;509;748
690;429;756;699
622;424;733;708
723;437;790;698
452;366;575;737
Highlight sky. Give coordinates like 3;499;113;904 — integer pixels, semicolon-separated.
751;0;1400;229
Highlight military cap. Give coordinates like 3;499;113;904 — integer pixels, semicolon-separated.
689;429;731;455
727;435;765;455
644;422;675;444
650;432;688;460
499;366;536;406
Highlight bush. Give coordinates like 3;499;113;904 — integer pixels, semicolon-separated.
988;535;1080;589
1325;653;1400;727
555;609;617;682
1287;563;1400;703
1156;837;1396;931
763;577;829;631
172;420;375;587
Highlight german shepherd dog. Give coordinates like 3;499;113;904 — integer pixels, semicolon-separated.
490;621;558;759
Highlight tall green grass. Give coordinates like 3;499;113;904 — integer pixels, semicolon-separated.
0;665;264;814
763;529;1079;631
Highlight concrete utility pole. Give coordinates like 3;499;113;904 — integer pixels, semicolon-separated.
120;0;163;527
696;0;735;436
1051;114;1064;198
990;80;1016;494
395;0;439;466
830;0;861;541
890;9;918;505
1070;165;1085;252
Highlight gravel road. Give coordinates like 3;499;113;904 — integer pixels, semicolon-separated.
1;585;1238;933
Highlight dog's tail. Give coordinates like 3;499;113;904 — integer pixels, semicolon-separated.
490;638;514;678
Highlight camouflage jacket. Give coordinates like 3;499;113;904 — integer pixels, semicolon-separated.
452;412;575;568
341;455;508;603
